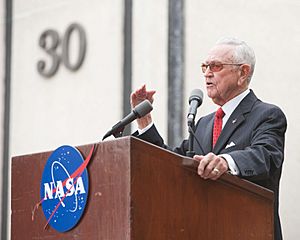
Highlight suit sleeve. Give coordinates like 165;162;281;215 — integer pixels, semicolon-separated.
134;124;189;156
228;106;287;181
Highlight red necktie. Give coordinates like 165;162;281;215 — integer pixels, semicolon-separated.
213;108;225;148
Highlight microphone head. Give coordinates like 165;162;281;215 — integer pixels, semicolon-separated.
189;89;203;106
134;99;153;118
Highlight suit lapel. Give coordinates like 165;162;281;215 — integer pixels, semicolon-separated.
202;116;214;154
213;112;245;154
212;90;258;154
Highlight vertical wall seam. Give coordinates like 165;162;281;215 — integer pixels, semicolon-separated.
2;0;12;239
168;0;185;147
123;0;133;136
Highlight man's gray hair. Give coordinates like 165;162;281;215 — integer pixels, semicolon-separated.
216;37;256;83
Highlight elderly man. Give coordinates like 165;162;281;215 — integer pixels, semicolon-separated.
131;37;287;240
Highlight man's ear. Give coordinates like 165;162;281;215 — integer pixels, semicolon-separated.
238;64;251;85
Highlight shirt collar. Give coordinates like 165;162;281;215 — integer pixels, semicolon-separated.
221;89;250;126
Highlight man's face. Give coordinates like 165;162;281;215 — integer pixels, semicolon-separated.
203;44;244;106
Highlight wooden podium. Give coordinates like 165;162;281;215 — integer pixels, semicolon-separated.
11;137;274;239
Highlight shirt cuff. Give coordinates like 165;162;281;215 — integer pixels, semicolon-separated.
137;122;154;135
219;154;240;175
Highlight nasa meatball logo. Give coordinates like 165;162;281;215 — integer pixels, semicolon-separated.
40;145;89;232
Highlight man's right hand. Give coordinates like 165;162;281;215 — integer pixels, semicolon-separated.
131;85;156;130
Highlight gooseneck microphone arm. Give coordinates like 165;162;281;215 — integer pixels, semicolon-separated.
186;89;203;158
186;122;196;158
187;124;205;155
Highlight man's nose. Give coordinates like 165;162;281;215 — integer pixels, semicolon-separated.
204;67;213;77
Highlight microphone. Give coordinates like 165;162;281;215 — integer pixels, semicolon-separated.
102;99;153;140
187;89;203;125
186;89;203;158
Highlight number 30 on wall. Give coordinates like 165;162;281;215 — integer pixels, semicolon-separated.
37;23;87;78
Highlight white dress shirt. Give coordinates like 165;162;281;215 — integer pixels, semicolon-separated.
219;89;250;175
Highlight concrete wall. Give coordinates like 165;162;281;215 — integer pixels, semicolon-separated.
10;0;123;155
132;0;168;138
3;0;300;239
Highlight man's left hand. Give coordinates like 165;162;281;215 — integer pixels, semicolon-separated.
194;153;229;180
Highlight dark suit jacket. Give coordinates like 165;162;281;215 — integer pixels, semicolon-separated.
137;90;287;240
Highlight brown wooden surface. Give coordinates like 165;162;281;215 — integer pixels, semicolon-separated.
11;137;274;239
130;138;273;239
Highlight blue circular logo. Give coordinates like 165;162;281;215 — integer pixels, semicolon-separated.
40;145;89;232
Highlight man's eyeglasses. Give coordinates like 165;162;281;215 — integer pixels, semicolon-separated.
201;62;244;73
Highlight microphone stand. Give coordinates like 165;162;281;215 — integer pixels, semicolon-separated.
186;119;195;158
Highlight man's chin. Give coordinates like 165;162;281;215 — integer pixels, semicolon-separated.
206;93;223;105
206;90;215;99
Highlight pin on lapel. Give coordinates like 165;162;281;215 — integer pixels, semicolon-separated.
232;119;237;124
